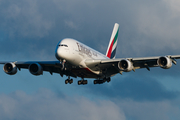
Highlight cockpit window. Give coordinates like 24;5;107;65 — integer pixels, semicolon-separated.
59;44;68;47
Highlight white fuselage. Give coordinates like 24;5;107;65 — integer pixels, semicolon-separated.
55;38;109;78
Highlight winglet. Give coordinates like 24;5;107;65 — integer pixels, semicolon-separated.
106;23;119;59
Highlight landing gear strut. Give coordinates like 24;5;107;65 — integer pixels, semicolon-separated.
65;76;73;84
94;77;111;84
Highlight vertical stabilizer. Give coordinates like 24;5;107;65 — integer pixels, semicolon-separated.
106;23;119;59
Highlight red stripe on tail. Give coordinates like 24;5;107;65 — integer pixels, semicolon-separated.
106;39;114;58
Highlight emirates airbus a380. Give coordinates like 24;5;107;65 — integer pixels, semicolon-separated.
1;23;180;85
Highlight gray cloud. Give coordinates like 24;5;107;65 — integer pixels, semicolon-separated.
0;89;126;120
117;99;180;120
0;0;54;38
1;0;180;59
84;75;179;101
0;89;179;120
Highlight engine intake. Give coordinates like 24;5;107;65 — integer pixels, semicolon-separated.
118;59;133;72
157;56;172;69
28;63;43;75
3;62;17;75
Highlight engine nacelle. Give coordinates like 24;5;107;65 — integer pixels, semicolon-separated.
157;56;172;69
118;59;133;72
28;63;43;76
3;62;17;75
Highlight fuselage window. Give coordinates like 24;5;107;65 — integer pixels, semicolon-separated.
59;44;68;47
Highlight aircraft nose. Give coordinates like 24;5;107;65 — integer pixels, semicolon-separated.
55;46;69;60
55;47;61;60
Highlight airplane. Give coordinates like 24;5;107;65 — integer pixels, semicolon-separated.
1;23;180;85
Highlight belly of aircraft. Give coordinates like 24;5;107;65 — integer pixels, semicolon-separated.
71;68;99;78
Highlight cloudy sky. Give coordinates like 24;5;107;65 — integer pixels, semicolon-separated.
0;0;180;119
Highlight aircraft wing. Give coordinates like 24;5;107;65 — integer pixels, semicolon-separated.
0;61;77;77
85;55;180;76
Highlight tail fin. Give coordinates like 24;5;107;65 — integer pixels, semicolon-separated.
106;23;119;59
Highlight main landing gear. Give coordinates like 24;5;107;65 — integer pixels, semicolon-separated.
64;76;87;85
78;78;88;85
64;77;111;85
65;76;73;84
94;77;111;84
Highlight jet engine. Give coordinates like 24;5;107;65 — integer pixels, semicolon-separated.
118;59;133;72
3;62;17;75
157;56;172;69
28;63;43;75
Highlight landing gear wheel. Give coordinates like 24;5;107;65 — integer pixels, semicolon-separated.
78;79;88;85
65;79;69;84
83;80;88;85
94;80;97;84
65;77;73;84
107;78;111;83
78;81;81;85
69;79;73;84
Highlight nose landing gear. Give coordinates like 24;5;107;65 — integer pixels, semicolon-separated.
65;76;73;84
